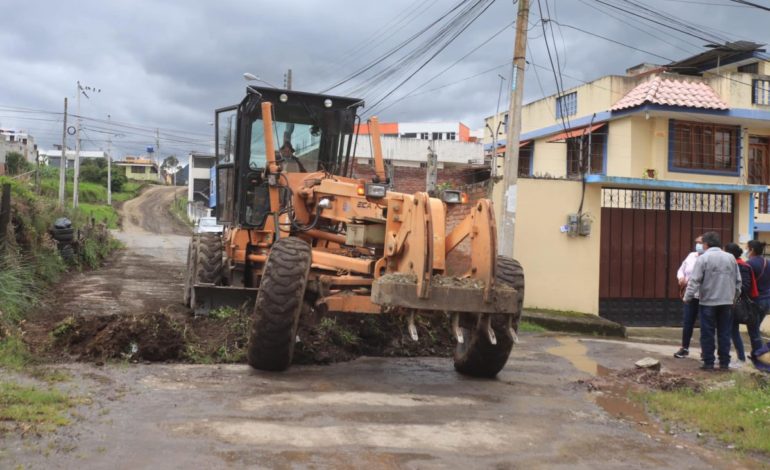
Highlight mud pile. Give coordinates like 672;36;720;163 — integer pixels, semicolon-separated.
52;312;185;361
581;367;703;394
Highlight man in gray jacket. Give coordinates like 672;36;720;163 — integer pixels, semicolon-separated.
683;231;741;370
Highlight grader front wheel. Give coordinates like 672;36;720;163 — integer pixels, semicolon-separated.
247;238;312;372
453;256;524;378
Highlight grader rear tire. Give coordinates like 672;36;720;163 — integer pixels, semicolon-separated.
453;256;524;378
247;238;312;372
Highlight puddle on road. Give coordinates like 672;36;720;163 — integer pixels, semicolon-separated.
547;337;603;376
547;337;648;424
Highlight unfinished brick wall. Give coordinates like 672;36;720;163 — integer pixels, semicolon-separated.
353;161;491;274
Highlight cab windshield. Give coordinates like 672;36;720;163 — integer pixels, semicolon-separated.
250;120;321;172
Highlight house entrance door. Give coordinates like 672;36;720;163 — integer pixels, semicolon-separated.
599;188;734;326
749;136;770;213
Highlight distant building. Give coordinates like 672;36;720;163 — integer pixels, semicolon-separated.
113;156;159;181
356;121;472;142
187;152;215;222
40;147;106;169
1;129;39;173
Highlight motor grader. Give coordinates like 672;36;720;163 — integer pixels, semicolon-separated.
184;85;524;377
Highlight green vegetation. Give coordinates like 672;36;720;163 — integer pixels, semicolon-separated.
0;382;72;432
5;152;33;176
518;321;547;333
111;181;144;203
209;306;239;320
171;194;191;227
641;375;770;454
319;317;360;346
0;336;33;371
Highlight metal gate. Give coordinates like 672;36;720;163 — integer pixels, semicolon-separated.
599;188;734;326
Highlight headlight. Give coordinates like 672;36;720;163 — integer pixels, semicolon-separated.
365;183;387;198
441;190;468;204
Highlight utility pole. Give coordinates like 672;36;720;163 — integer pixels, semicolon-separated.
107;114;112;205
58;97;67;206
491;74;506;177
73;81;82;208
496;0;530;258
286;69;292;90
426;146;438;196
156;128;161;183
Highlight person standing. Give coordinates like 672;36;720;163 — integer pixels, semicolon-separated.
746;240;770;357
725;242;755;366
683;232;741;370
674;235;704;358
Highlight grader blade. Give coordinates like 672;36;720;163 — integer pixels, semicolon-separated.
371;276;519;315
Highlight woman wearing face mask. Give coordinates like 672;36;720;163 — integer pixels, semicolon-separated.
674;235;704;359
746;240;770;358
725;243;755;367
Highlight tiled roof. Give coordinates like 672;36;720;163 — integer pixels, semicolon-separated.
611;76;728;111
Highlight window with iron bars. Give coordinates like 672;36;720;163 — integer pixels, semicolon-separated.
556;92;577;119
519;142;533;177
670;120;739;173
566;131;606;178
753;79;770;106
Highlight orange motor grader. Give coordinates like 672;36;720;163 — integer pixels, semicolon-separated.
184;85;524;377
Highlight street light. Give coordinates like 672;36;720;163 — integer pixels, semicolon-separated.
243;72;280;89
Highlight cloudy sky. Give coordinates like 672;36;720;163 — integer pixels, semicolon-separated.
0;0;767;160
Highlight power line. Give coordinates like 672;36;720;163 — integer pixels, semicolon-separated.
550;20;675;61
728;0;770;11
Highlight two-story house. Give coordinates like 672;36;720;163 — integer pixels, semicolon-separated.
492;42;770;326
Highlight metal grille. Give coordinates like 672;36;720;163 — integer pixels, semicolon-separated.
601;188;666;210
601;188;732;212
669;192;732;213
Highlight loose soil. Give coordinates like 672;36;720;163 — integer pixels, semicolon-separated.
20;185;456;365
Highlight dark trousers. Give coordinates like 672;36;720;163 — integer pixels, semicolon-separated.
681;299;699;349
748;298;770;355
731;314;746;361
699;304;733;367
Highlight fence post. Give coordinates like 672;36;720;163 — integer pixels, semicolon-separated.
0;183;11;251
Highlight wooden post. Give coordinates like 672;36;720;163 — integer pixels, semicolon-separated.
0;183;11;250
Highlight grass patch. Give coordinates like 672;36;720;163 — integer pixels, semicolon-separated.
518;321;547;333
526;308;593;318
0;336;33;371
170;194;191;227
111;181;145;203
209;306;239;320
641;375;770;454
0;382;72;432
318;317;360;346
77;203;119;229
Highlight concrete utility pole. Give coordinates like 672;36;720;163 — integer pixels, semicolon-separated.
426;146;438;196
58;97;68;206
156;128;161;182
497;0;530;258
491;74;506;177
107;114;112;205
286;69;293;90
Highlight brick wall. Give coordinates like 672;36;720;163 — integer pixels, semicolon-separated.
353;160;491;274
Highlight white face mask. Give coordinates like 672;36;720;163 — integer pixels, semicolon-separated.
695;243;704;254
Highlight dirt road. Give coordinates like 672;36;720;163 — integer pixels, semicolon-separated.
29;186;190;320
4;335;762;469
8;186;767;468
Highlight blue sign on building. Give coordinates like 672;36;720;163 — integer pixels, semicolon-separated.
209;166;217;209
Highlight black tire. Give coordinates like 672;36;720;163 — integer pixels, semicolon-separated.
247;237;312;372
453;256;524;378
52;227;74;236
59;244;75;262
195;233;223;284
53;232;74;243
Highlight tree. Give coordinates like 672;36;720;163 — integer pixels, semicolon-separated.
5;152;32;176
162;155;179;172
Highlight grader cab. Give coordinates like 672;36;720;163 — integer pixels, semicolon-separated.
184;85;524;377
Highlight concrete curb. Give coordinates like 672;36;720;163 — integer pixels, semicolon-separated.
522;310;627;338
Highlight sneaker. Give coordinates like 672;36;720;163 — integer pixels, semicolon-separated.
700;364;715;371
674;348;689;358
729;360;745;369
719;364;731;371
